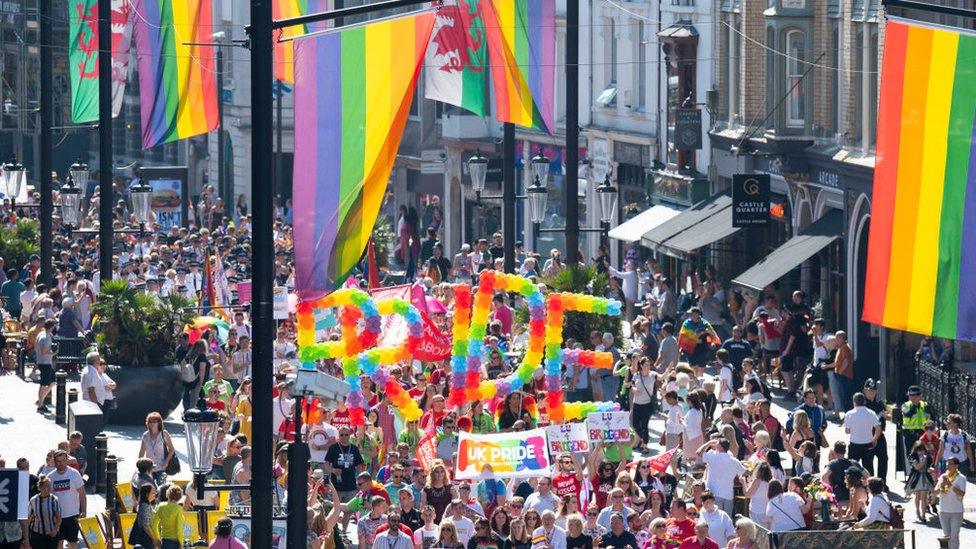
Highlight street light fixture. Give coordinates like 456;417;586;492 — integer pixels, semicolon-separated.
530;153;551;189
69;162;90;199
467;149;488;198
527;176;548;225
183;406;222;500
59;176;83;229
129;179;153;233
1;159;25;210
596;174;618;225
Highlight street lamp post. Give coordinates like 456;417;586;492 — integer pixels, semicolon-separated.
595;174;619;249
468;150;550;273
129;178;153;236
69;162;90;206
1;160;25;213
183;405;221;539
59;177;83;231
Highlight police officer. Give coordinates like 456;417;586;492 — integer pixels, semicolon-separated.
899;385;931;471
861;378;888;482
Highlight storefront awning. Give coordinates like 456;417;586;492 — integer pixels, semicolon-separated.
641;191;738;258
608;205;681;243
732;209;844;292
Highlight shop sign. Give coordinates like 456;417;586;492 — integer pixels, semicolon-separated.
674;108;703;150
421;150;446;174
732;173;770;227
591;138;611;182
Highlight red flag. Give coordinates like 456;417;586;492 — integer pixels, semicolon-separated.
367;238;380;290
648;448;679;474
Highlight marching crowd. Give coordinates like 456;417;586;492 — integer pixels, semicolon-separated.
0;187;970;548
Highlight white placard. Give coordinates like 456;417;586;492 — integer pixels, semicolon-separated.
585;411;631;443
545;423;591;456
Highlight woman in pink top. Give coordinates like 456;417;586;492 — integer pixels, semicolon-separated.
210;517;248;548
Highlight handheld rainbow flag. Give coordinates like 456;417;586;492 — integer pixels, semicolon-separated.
293;12;436;296
862;19;976;341
481;0;555;132
131;0;219;149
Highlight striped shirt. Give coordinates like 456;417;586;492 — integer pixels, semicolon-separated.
28;494;60;536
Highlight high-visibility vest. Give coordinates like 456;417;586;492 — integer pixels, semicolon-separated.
901;400;928;430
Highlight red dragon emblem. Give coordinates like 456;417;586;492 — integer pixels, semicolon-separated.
429;1;485;74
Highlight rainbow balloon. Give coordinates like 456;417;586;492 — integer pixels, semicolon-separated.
296;288;423;425
297;271;624;425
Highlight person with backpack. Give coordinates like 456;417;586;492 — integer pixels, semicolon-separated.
758;401;785;453
850;477;900;530
935;414;975;478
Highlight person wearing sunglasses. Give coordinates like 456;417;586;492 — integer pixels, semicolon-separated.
587;442;626;509
552;453;584;509
595;489;634;532
665;499;696;543
372;511;413;549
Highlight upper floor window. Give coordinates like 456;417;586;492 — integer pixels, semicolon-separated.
785;29;806;128
637;22;647;111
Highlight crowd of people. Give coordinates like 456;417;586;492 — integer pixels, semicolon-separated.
0;186;970;549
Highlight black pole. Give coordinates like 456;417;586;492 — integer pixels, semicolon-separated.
503;123;516;273
249;0;274;546
39;0;53;287
55;371;67;426
98;0;113;280
564;0;579;266
882;0;976;17
287;396;308;547
217;49;229;218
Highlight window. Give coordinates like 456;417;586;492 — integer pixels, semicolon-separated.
855;27;879;150
785;30;805;128
637;22;647;110
609;18;618;85
831;21;840;134
726;14;740;124
672;0;695;5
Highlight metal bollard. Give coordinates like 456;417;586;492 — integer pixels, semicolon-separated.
67;387;78;406
55;371;67;425
105;455;117;541
105;455;118;511
94;433;108;493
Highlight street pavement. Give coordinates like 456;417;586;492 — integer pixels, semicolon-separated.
0;368;973;546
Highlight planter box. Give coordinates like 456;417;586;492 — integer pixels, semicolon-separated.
107;364;184;424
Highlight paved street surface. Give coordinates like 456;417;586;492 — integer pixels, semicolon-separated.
0;369;973;546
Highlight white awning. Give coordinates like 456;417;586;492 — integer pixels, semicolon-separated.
608;204;682;243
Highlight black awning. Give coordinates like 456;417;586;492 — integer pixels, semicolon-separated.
641;191;738;258
732;209;844;292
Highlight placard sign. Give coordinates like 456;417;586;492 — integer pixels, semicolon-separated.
546;423;591;455
586;412;631;443
456;428;551;479
273;286;288;319
732;173;770;227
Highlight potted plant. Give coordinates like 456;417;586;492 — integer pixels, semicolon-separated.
92;280;195;424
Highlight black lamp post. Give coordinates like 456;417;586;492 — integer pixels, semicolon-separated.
1;160;25;212
60;177;83;231
129;179;153;236
595;174;619;248
69;162;90;208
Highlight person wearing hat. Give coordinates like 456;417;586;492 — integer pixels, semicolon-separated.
861;378;889;481
898;385;931;474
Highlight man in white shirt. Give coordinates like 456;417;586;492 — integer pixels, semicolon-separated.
447;500;475;545
532;510;567;549
231;311;252;340
524;477;560;514
48;450;86;549
699;492;736;544
18;278;36;323
80;351;108;405
372;512;413;549
843;392;882;475
697;437;746;516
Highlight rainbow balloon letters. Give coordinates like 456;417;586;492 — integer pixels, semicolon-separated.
296;271;622;425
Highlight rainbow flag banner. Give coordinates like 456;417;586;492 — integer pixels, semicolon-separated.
863;19;976;341
293;13;435;296
481;0;555;132
131;0;219;149
273;0;305;83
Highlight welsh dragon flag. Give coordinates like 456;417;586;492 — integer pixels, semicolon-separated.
68;0;133;124
424;0;488;116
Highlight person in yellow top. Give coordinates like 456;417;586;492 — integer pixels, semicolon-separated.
235;378;253;441
152;485;186;549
